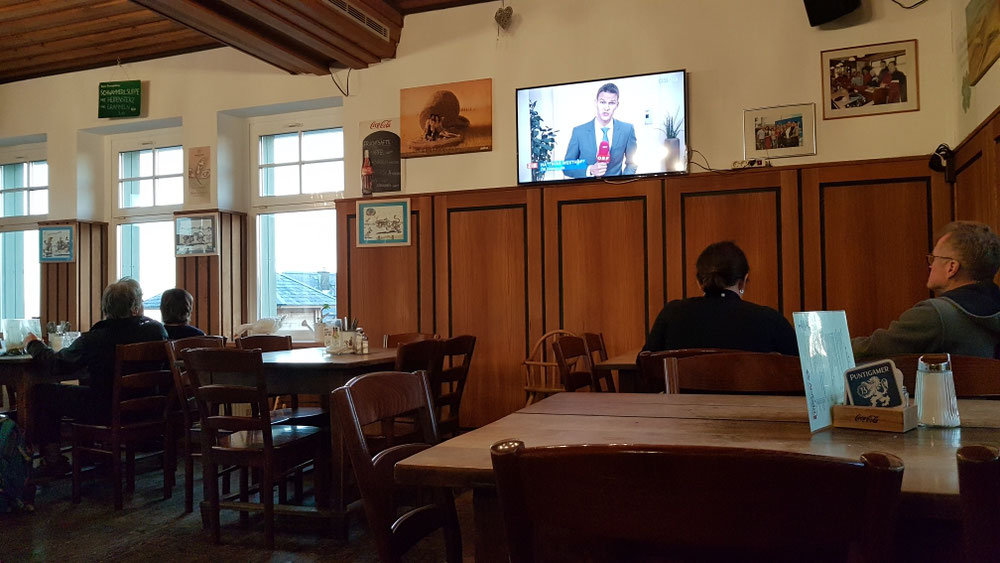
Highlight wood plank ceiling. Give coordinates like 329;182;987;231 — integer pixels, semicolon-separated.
0;0;493;84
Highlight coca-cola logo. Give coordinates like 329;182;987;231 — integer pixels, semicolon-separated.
370;120;392;130
854;414;879;424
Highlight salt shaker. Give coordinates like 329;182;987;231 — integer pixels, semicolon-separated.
915;353;960;427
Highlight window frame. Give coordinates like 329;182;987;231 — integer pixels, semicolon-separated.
110;128;184;220
0;224;42;320
0;143;48;227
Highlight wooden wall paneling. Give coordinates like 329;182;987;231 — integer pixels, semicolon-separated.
434;188;543;428
664;169;800;317
800;158;940;337
175;211;245;338
543;179;664;358
39;221;106;335
77;223;93;329
336;196;433;346
953;127;995;226
220;212;234;338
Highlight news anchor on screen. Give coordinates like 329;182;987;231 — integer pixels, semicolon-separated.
563;82;638;178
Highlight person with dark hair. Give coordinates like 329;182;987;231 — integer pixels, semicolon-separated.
853;221;1000;361
642;241;798;355
160;288;206;340
23;280;167;477
563;82;638;179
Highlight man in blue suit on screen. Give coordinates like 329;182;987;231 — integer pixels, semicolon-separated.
563;82;638;178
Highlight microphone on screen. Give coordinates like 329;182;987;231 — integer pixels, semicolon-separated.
597;140;611;164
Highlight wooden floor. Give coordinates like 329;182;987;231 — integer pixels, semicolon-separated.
1;457;475;562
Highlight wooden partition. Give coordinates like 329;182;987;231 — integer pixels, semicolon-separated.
954;110;1000;227
174;210;247;338
40;220;108;335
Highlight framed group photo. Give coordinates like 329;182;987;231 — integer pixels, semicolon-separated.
743;103;816;159
357;199;410;247
39;226;74;262
821;39;919;119
175;214;218;256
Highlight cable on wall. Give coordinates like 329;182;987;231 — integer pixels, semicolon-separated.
329;65;351;97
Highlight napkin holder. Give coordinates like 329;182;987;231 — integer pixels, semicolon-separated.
832;404;917;432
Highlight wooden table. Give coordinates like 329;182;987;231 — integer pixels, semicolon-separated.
595;348;641;391
396;393;1000;561
0;354;80;438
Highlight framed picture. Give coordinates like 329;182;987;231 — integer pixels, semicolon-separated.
175;214;218;256
821;39;919;119
400;78;493;158
39;226;74;262
967;0;1000;86
357;199;410;247
743;103;816;159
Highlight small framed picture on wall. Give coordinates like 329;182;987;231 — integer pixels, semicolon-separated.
39;226;74;263
821;39;919;119
175;214;218;256
743;103;816;159
357;199;410;247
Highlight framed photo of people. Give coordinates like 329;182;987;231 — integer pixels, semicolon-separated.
39;226;74;262
821;39;919;120
743;103;816;159
174;213;218;256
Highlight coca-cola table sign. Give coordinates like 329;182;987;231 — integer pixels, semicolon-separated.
359;118;402;195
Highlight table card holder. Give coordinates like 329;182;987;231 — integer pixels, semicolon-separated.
324;328;359;355
832;360;917;433
793;311;854;432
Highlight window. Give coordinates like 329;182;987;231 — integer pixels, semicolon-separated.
0;144;48;218
118;145;183;208
258;128;344;198
0;229;41;320
117;220;175;322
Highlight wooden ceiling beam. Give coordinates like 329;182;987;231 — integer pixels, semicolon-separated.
2;20;187;61
390;0;493;15
132;0;331;74
4;0;142;34
343;0;403;32
228;0;375;68
0;0;97;23
271;1;397;60
1;9;164;50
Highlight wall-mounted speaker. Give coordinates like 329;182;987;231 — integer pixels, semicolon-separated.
804;0;861;26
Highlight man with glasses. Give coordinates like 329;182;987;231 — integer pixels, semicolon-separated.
852;221;1000;361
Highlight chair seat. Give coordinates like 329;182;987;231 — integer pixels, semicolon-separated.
217;425;322;450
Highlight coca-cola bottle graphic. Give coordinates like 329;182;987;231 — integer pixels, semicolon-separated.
361;149;374;196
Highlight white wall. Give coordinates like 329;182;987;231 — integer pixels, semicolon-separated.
0;0;975;220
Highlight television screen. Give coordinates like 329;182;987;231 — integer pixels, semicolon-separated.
516;70;687;184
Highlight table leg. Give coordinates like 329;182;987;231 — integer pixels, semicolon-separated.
324;393;351;540
473;487;509;563
617;367;641;393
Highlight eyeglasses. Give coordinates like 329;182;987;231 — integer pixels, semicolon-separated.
926;254;956;266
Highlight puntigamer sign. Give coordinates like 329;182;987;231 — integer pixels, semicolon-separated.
98;80;141;118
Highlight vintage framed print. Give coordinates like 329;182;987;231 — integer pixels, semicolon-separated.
967;0;1000;86
400;78;493;158
175;214;218;256
357;199;410;247
821;39;919;119
743;103;816;159
39;226;74;262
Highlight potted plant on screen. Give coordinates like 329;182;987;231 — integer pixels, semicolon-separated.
659;109;684;172
529;101;557;182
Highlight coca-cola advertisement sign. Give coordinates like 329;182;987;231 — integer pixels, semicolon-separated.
359;118;402;195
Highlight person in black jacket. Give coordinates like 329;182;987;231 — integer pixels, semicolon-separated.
160;288;206;340
642;241;798;355
25;280;168;476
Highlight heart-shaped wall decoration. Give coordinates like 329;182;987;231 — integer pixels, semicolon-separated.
495;6;513;30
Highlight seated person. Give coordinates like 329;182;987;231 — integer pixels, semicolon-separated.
852;221;1000;361
642;241;798;355
160;288;206;340
25;280;168;476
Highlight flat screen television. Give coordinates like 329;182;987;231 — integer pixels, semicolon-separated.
516;69;688;185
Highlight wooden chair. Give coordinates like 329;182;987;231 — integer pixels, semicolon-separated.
433;335;476;438
165;335;226;513
523;330;576;405
888;354;1000;398
236;334;324;423
383;332;438;349
71;341;175;510
490;441;903;562
637;349;737;393
669;352;804;395
182;347;329;549
331;371;461;563
582;332;615;392
551;335;596;392
395;338;444;374
957;444;1000;562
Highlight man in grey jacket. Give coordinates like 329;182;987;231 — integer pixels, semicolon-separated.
852;221;1000;361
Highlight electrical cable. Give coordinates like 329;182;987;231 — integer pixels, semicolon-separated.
329;66;351;97
891;0;928;8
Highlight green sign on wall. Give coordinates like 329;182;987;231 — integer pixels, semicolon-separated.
98;80;141;118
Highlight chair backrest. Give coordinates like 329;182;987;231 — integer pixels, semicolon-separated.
235;334;292;353
524;330;577;395
395;338;444;374
957;444;1000;562
165;336;226;423
888;354;1000;398
112;341;175;428
331;371;444;562
551;335;595;392
383;332;438;349
637;349;738;393
434;335;476;433
671;352;804;395
490;441;904;563
582;332;608;363
181;348;272;449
